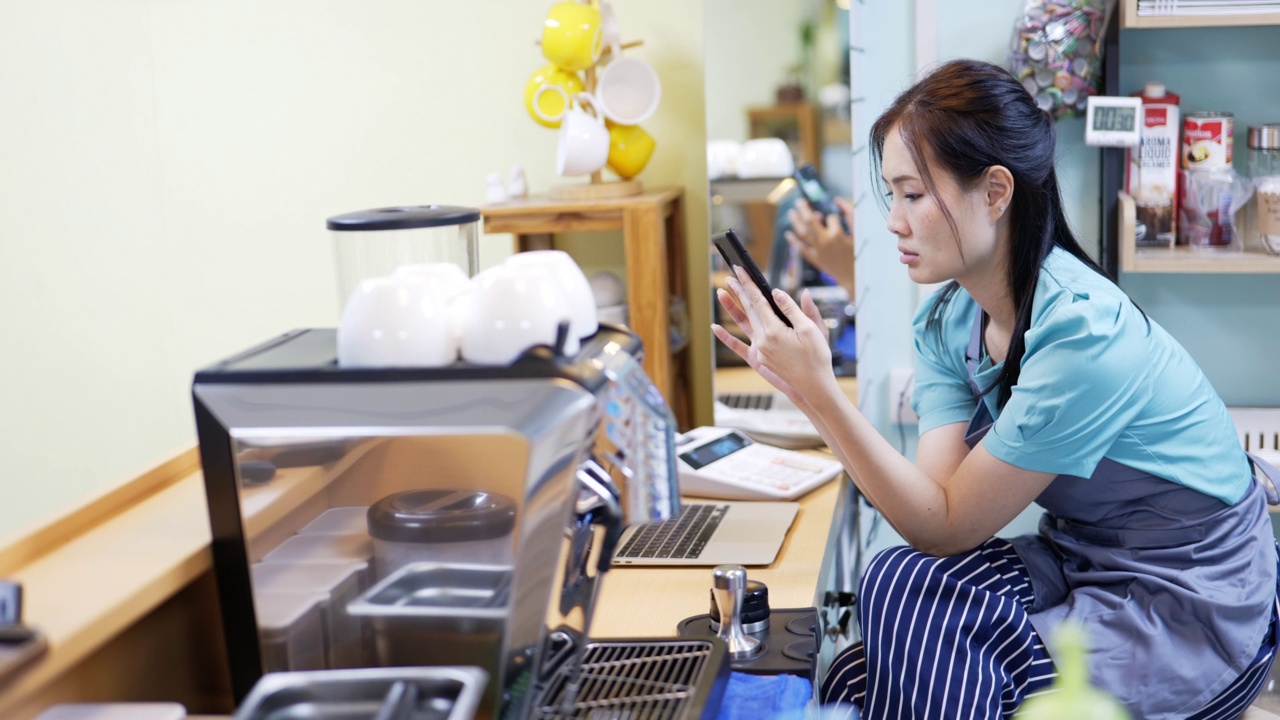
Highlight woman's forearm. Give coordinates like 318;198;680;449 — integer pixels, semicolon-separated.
795;376;954;551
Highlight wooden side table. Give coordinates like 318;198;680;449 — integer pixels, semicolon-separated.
481;187;691;428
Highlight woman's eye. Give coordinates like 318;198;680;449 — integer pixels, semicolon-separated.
904;193;921;201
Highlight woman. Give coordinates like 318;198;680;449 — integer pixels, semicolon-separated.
713;58;1280;719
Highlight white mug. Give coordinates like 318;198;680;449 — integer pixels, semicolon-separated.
504;250;598;351
338;274;458;368
459;263;573;365
556;94;610;177
592;46;661;126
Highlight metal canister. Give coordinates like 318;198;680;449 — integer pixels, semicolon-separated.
1183;111;1235;171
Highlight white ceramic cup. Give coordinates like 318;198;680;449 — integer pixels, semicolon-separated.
592;47;661;126
459;263;573;365
337;274;458;368
392;262;470;300
706;139;742;180
599;2;620;50
556;94;610;176
504;250;598;353
736;137;795;178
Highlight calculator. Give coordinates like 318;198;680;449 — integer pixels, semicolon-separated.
674;426;844;501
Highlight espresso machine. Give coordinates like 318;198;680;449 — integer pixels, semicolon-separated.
193;324;729;719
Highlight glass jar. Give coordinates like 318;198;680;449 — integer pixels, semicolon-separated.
1247;124;1280;254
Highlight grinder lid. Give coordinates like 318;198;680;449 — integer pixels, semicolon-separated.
326;205;480;231
367;489;516;543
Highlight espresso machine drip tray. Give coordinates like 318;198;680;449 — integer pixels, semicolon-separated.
532;638;728;720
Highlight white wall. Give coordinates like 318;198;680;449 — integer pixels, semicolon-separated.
0;0;709;540
703;0;809;142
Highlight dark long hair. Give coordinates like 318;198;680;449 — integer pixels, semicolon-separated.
871;59;1114;409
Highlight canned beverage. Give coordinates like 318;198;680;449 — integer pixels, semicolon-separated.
1183;111;1234;171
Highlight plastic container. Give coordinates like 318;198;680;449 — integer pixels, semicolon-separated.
259;534;373;590
232;666;487;720
327;204;480;313
298;506;371;536
1247;124;1280;255
366;490;515;580
254;591;327;672
35;705;186;720
252;561;368;668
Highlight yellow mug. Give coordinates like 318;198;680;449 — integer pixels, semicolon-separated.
524;64;585;129
541;2;602;72
607;122;656;180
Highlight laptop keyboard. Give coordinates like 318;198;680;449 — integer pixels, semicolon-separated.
615;504;728;560
717;392;775;411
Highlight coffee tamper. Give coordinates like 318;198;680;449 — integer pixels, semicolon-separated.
712;564;763;659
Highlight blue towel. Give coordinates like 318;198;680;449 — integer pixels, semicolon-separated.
715;672;816;720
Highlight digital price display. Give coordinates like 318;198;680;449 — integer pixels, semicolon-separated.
679;431;752;470
1084;96;1143;148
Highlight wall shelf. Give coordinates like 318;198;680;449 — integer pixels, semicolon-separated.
1102;2;1280;276
1122;5;1280;29
1117;192;1280;273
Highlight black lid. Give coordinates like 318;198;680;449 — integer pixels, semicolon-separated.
709;579;770;625
367;489;516;543
326;205;481;232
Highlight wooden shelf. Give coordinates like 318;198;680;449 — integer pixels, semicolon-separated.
1117;192;1280;273
1122;4;1280;29
482;187;693;428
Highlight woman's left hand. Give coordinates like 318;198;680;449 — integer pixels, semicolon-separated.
712;266;834;404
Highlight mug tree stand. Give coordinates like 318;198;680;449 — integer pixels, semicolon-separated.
549;38;645;201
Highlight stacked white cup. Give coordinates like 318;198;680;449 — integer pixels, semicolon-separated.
337;252;598;368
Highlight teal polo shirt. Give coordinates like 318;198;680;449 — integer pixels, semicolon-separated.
911;247;1251;505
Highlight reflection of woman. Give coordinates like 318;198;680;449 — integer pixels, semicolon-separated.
714;59;1280;719
784;194;856;297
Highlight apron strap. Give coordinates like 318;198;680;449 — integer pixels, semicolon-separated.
965;306;984;398
1248;453;1280;506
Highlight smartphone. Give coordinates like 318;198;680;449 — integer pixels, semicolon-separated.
712;228;792;327
793;163;851;236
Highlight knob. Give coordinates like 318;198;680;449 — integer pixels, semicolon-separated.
712;565;763;659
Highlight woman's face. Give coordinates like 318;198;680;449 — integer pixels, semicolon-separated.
881;125;1002;287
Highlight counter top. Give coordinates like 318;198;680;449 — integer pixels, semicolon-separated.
0;366;853;719
592;473;844;638
591;367;852;638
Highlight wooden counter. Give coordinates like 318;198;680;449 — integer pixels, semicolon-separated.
0;367;854;719
592;469;845;638
592;366;855;638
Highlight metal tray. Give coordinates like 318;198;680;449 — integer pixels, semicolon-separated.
232;666;486;720
530;635;729;720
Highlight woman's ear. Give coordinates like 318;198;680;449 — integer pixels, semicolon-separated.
984;165;1015;219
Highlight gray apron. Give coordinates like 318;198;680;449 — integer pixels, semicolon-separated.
961;308;1280;718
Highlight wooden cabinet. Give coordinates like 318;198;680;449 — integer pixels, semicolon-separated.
481;187;693;428
1102;1;1280;274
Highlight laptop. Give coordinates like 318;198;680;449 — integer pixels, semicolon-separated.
714;391;823;449
610;501;799;567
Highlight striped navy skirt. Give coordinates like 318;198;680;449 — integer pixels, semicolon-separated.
820;539;1277;719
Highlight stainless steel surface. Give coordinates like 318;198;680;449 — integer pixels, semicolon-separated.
232;666;486;720
196;326;683;720
712;565;762;660
586;339;681;526
532;639;727;720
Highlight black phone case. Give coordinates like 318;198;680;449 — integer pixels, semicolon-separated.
712;229;792;327
793;165;851;236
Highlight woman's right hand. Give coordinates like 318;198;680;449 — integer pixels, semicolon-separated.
712;267;836;407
